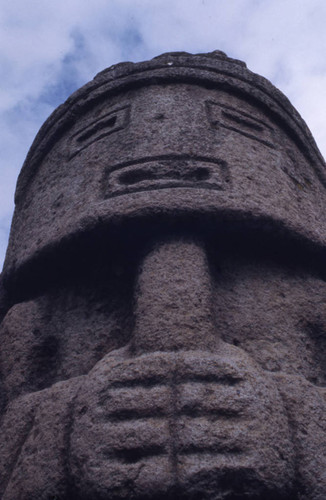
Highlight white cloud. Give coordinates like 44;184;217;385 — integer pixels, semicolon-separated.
0;0;326;270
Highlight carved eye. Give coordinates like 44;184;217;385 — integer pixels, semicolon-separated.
76;116;117;143
69;105;130;159
206;100;275;149
221;110;264;133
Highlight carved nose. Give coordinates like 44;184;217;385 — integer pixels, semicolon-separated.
132;239;219;354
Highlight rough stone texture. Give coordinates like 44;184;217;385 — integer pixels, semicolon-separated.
1;50;326;499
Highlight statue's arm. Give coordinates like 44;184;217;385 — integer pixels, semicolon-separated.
0;376;84;500
274;372;326;500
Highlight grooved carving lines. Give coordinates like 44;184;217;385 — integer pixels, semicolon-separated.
103;155;230;198
94;354;247;473
69;105;131;159
206;100;275;149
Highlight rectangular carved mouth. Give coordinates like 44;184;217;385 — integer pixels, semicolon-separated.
102;155;230;198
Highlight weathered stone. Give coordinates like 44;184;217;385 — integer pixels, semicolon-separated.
1;50;326;499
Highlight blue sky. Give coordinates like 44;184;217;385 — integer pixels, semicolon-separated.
1;0;326;269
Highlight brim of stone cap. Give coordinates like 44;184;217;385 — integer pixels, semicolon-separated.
14;50;326;204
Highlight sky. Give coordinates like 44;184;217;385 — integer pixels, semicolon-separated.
1;0;326;270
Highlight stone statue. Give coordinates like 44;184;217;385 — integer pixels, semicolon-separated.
1;51;326;499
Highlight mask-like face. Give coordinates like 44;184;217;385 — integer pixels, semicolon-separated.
1;53;326;500
5;77;326;275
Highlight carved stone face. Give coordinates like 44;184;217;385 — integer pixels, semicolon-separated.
5;81;326;274
1;53;326;499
